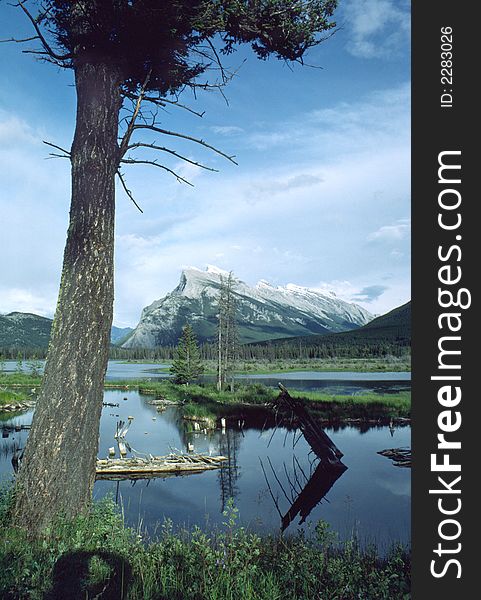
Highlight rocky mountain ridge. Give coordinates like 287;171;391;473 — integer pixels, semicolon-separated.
122;266;374;348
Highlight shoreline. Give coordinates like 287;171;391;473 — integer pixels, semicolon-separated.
1;375;411;422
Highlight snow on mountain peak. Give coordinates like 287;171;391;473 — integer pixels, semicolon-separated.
284;283;337;299
205;264;231;276
285;283;308;293
256;279;274;290
123;266;375;349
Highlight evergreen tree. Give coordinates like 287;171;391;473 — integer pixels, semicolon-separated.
27;354;42;378
217;272;238;391
15;351;24;374
171;324;204;384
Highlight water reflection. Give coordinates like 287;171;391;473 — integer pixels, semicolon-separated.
261;387;349;532
218;428;241;512
281;461;348;531
0;389;411;547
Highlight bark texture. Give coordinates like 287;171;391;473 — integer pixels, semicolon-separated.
13;62;121;535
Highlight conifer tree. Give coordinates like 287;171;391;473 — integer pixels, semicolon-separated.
171;323;204;384
217;272;238;391
15;351;24;374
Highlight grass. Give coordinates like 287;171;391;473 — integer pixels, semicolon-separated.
0;373;411;420
137;381;411;421
112;357;411;373
0;492;410;600
0;389;29;407
0;373;42;387
298;391;411;421
195;357;411;375
181;402;219;420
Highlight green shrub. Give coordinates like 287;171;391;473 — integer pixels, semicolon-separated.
0;493;410;599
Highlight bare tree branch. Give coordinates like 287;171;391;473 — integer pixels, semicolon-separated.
46;153;70;160
126;142;218;172
0;35;39;44
121;158;194;186
206;38;228;85
123;91;206;118
14;1;72;61
119;70;152;159
117;170;144;213
43;140;71;156
191;79;231;105
157;96;206;117
132;124;238;165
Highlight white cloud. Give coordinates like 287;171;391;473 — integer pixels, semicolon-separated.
312;280;360;300
342;0;410;59
248;173;323;195
245;82;410;160
390;249;404;259
312;278;410;315
368;219;410;242
211;125;244;135
2;81;410;325
0;288;56;318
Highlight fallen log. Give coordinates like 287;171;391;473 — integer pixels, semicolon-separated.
377;447;411;468
95;453;227;480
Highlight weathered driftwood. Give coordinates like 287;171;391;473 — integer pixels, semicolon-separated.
276;384;344;464
0;401;35;413
118;442;128;457
145;396;181;405
377;448;411;468
96;453;227;480
258;385;349;531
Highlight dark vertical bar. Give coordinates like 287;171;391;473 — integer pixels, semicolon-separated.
412;1;477;597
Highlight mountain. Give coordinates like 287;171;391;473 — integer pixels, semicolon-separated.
0;312;52;348
0;312;132;349
122;266;374;348
355;301;410;339
250;301;411;355
110;326;134;344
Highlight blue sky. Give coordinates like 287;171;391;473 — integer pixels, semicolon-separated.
0;0;410;327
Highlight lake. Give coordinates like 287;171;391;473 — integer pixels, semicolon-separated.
1;386;410;549
4;359;411;395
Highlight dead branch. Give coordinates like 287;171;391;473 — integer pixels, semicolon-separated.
0;35;39;44
206;38;228;84
116;170;143;213
126;142;218;172
46;153;70;160
132;124;238;165
119;70;152;158
14;1;72;62
121;158;194;186
43;140;70;156
157;96;206;117
123;92;206;118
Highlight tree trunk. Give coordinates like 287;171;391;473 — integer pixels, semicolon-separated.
12;62;121;536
